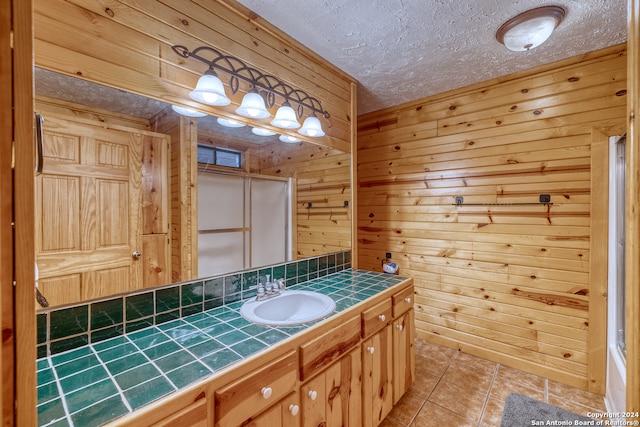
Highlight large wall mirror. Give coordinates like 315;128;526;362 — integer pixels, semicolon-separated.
34;68;352;309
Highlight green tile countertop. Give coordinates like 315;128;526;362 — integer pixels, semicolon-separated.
36;269;407;427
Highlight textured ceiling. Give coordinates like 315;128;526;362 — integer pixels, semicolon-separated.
236;0;628;114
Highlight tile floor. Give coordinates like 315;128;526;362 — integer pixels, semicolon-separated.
382;339;607;427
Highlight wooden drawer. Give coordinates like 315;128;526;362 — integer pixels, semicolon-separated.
392;285;414;318
299;315;360;381
361;298;392;338
215;351;297;427
150;398;207;427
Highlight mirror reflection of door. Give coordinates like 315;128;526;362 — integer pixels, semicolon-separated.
197;173;290;277
36;116;142;306
35;116;170;307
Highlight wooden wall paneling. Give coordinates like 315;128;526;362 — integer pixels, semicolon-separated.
357;46;627;392
626;0;640;416
142;135;169;235
588;128;609;395
12;0;37;423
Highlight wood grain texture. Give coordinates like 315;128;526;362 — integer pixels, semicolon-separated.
299;315;360;381
357;44;628;392
626;0;640;417
0;0;16;422
12;0;37;424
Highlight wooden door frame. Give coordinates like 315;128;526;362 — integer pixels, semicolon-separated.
626;0;640;416
6;0;37;425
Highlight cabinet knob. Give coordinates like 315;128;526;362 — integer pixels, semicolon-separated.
367;346;375;354
261;387;272;399
378;314;386;322
405;297;412;304
396;324;404;331
289;404;299;416
308;390;318;401
132;251;142;260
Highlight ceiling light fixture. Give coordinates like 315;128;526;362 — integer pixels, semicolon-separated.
172;44;329;137
496;6;565;52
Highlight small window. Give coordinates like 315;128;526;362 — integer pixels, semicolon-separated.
197;145;241;169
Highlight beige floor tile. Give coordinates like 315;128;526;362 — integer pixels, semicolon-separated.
386;391;426;426
480;397;505;427
406;369;439;399
488;375;545;405
428;380;487;423
415;350;454;378
442;354;496;395
547;380;607;412
489;365;545;404
411;401;477;427
379;417;406;427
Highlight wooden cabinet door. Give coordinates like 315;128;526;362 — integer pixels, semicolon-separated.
324;346;361;427
393;309;415;404
362;324;393;427
36;116;143;306
301;372;326;427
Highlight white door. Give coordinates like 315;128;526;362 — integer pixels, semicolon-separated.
606;135;626;415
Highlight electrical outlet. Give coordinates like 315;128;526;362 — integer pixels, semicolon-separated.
386;252;392;259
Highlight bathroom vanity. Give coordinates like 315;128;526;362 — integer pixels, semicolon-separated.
74;270;417;427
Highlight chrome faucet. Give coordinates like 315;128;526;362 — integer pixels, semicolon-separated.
255;276;285;301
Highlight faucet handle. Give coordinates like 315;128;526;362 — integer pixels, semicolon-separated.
277;279;286;290
257;282;265;297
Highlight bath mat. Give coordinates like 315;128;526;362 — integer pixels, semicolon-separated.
500;393;594;427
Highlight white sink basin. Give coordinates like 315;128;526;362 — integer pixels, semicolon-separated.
240;290;336;326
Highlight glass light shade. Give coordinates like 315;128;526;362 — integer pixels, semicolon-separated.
298;114;325;137
271;102;300;129
236;89;270;119
189;70;231;106
279;135;301;143
217;117;246;128
251;127;276;136
502;17;557;51
496;6;565;52
171;105;207;117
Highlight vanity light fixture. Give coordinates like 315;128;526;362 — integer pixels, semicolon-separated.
171;105;207;117
279;135;301;143
251;127;277;136
216;117;246;128
236;87;270;119
271;101;300;129
188;68;231;106
496;6;565;52
172;44;329;137
298;112;325;137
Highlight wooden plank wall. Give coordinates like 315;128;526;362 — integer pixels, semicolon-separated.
33;0;355;154
626;0;640;415
249;142;352;259
357;45;628;392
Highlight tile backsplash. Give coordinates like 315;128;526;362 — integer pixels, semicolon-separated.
37;251;351;358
